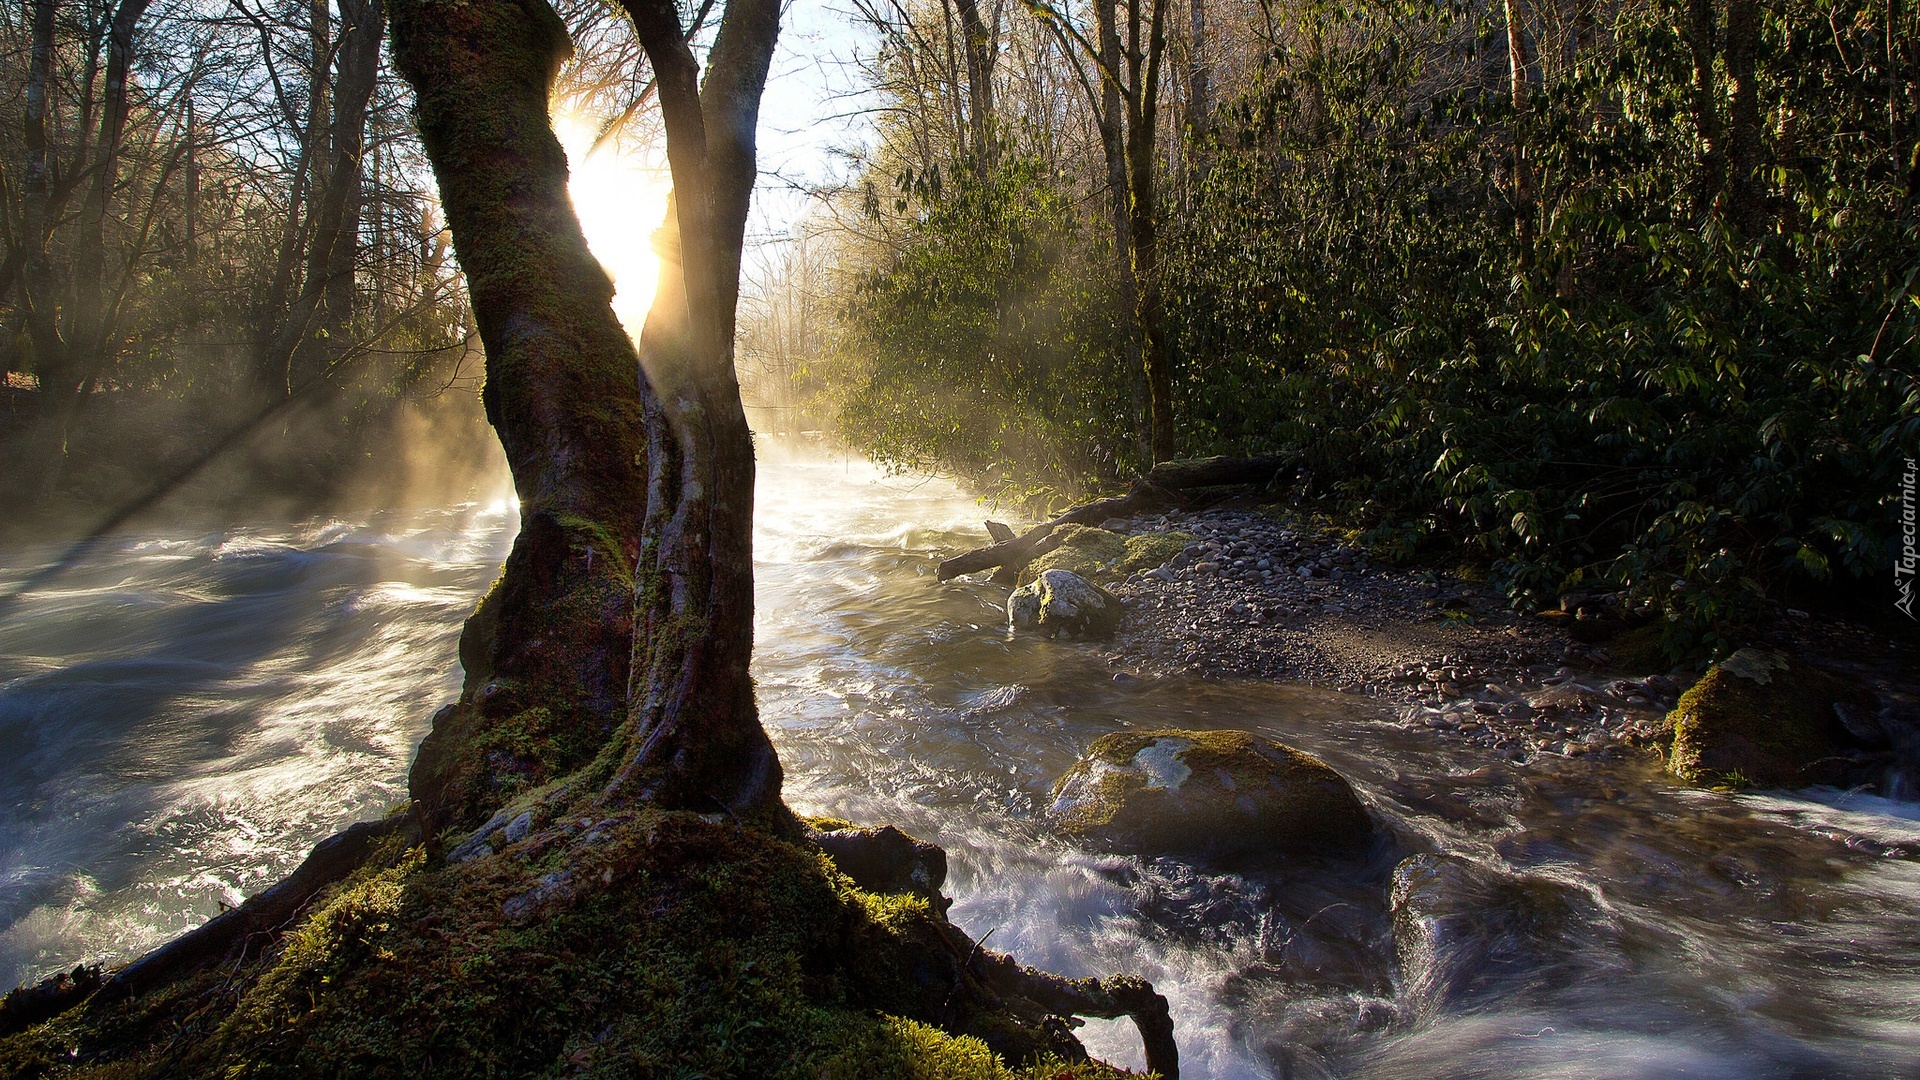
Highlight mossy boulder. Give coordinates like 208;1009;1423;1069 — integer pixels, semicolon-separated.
1047;729;1373;858
1024;525;1128;583
1666;648;1876;788
1008;570;1123;639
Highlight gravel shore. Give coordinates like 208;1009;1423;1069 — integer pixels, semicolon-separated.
1043;505;1916;771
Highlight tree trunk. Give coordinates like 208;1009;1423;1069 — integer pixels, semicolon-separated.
955;0;997;178
280;0;384;394
1505;0;1534;263
68;0;153;364
1129;0;1173;463
607;0;785;820
18;0;74;498
1722;0;1765;231
1685;0;1724;217
323;0;384;345
388;0;650;836
1093;0;1146;460
1186;0;1208;142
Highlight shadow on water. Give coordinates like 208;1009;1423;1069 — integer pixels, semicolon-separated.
3;456;1919;1078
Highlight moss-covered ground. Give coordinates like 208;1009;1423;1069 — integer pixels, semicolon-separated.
0;809;1145;1079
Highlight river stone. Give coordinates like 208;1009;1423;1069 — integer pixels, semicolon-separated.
1666;648;1875;788
1008;569;1122;639
1047;729;1372;858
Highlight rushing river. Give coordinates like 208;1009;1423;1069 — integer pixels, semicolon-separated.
3;456;1918;1078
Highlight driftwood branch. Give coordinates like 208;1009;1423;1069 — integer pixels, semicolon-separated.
937;453;1296;582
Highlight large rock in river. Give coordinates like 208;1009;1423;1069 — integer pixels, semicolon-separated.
1666;648;1877;788
1047;729;1373;858
1008;568;1123;639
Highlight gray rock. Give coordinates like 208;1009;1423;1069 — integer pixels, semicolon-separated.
502;810;534;843
1008;569;1124;639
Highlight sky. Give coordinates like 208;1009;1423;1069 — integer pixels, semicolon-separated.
555;0;873;331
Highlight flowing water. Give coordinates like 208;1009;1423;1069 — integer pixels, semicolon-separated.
3;457;1919;1078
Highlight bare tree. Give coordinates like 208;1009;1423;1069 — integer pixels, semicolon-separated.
1029;0;1175;461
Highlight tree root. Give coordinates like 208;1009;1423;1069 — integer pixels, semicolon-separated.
0;815;410;1036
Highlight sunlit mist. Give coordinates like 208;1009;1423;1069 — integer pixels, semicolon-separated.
554;111;670;336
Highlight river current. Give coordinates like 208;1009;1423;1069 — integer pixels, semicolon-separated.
3;456;1918;1078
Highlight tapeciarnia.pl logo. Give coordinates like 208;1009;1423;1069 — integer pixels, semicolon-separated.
1899;457;1917;619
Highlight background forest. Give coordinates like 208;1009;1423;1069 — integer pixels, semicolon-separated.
0;0;1911;654
738;0;1920;656
0;0;661;522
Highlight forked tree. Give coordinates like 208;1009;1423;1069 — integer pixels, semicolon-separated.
391;0;783;833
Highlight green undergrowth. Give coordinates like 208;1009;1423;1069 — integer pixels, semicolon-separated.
0;811;1145;1080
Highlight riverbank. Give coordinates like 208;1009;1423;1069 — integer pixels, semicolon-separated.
1000;503;1920;782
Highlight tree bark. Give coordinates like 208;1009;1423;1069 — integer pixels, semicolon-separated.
955;0;998;178
1130;0;1173;462
17;0;77;498
1722;0;1765;231
388;0;649;836
1505;0;1534;264
279;0;385;394
1685;0;1724;217
1186;0;1208;142
606;0;785;820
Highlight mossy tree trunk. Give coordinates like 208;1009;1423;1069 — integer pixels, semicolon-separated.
388;0;650;836
604;0;786;819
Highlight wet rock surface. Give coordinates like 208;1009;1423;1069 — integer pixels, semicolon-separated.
1048;728;1374;858
1389;853;1628;1016
1008;568;1123;639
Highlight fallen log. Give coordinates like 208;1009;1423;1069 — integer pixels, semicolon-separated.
937;453;1296;582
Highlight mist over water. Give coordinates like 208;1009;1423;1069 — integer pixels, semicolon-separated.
3;453;1919;1077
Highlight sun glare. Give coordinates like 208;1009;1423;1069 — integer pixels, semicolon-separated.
553;111;670;337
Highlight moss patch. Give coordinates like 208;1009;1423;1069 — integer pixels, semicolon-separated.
1666;650;1873;788
1115;532;1193;576
1024;526;1128;583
